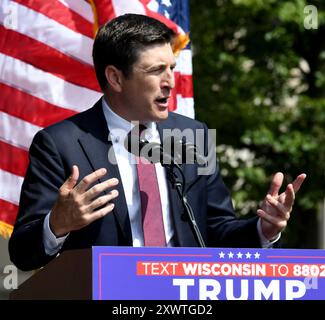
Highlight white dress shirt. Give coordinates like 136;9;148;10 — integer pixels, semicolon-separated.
43;97;278;255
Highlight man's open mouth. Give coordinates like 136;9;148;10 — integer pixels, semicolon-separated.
155;97;169;105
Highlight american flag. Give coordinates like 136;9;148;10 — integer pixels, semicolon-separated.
0;0;194;238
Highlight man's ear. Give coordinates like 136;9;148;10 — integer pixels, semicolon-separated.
104;65;123;92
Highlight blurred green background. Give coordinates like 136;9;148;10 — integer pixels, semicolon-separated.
190;0;325;248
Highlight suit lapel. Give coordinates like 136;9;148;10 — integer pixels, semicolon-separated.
77;100;132;245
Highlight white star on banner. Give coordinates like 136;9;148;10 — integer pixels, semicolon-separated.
228;252;234;258
237;252;243;258
254;252;260;259
245;252;251;259
219;251;225;258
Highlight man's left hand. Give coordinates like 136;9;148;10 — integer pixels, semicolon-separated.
257;172;306;241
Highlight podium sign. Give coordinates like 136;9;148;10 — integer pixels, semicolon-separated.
92;246;325;300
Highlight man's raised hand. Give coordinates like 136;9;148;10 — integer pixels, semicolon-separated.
257;172;306;241
49;166;119;237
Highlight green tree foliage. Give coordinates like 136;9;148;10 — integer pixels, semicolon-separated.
190;0;325;248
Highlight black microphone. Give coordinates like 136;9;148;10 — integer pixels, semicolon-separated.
162;136;207;165
124;127;173;165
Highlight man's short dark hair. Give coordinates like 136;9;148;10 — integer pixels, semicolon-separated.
92;14;175;91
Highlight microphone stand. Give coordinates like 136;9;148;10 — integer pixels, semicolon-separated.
164;162;206;248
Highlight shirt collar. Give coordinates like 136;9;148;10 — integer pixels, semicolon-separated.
101;97;160;143
102;97;132;134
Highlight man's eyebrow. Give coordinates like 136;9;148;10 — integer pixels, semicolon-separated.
145;63;167;69
144;61;177;70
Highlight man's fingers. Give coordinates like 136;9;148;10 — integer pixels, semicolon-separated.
267;172;284;197
74;168;107;193
291;173;307;193
283;184;295;209
257;209;287;229
84;177;119;201
87;190;119;212
60;165;79;193
266;195;290;220
87;203;115;224
257;209;278;225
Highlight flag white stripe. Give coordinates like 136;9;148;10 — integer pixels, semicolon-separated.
112;0;145;16
0;1;94;65
174;96;195;119
175;49;193;75
58;0;94;23
0;53;102;112
0;169;24;205
0;112;41;150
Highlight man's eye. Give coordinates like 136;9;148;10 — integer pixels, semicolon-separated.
149;67;163;73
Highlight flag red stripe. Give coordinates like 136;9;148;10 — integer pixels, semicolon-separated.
174;73;193;98
0;141;29;177
0;83;77;127
0;199;18;226
13;0;94;39
0;26;100;93
92;0;116;26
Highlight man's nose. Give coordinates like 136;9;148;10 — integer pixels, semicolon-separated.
162;67;175;89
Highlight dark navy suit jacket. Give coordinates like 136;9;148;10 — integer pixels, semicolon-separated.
9;99;261;271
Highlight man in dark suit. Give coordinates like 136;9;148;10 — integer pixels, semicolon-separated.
9;14;306;271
